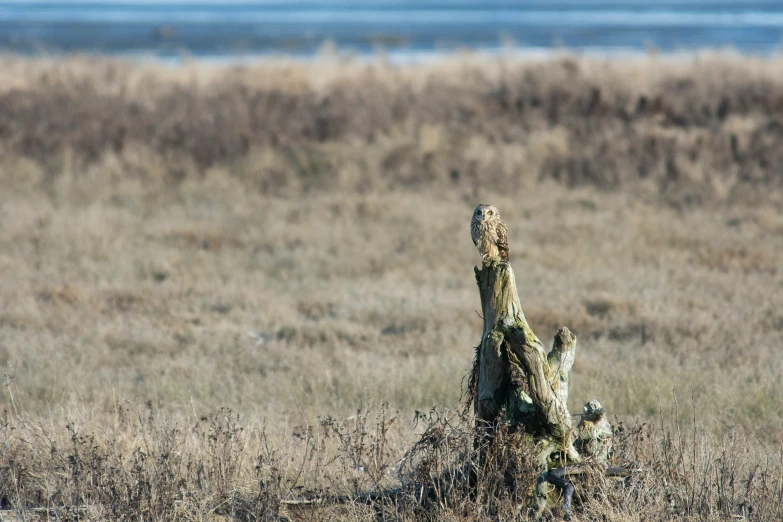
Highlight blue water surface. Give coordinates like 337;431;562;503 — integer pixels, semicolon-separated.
0;1;781;58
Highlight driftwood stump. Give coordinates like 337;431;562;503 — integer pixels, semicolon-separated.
277;259;619;519
473;260;614;515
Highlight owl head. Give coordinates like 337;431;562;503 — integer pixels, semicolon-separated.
473;203;500;222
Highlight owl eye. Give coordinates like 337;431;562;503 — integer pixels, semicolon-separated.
487;211;493;216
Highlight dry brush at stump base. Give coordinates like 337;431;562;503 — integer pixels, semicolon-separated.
472;260;615;518
276;259;621;520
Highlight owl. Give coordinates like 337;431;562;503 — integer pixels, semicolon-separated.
470;204;509;263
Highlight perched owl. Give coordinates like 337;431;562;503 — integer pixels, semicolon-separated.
470;204;509;263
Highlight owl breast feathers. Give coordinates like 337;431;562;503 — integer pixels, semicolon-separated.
470;204;509;263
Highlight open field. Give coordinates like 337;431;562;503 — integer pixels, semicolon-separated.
1;53;782;520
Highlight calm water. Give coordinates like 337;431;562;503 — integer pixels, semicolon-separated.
1;1;782;58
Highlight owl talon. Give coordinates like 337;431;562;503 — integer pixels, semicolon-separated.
482;256;498;267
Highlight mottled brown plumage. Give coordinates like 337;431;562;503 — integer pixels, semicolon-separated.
470;204;509;263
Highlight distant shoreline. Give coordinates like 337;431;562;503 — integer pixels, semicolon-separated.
2;44;777;66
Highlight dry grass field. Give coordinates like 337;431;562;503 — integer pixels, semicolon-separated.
1;53;782;520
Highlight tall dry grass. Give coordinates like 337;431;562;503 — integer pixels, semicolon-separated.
1;53;782;520
2;52;783;205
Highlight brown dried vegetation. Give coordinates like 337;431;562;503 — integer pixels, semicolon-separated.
1;53;782;520
1;52;783;203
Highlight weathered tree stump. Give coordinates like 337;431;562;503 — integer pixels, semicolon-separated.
473;260;614;516
276;259;619;520
474;261;578;462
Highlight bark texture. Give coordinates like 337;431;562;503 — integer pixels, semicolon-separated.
474;261;579;464
473;260;622;517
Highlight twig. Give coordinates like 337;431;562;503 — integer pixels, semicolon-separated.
280;489;398;509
